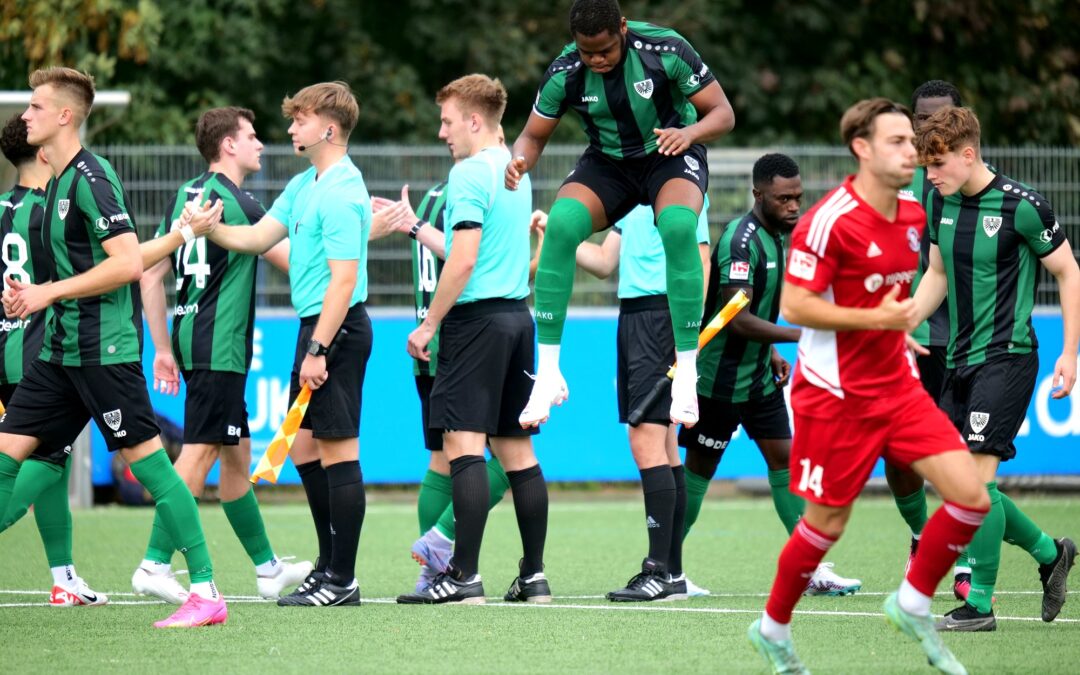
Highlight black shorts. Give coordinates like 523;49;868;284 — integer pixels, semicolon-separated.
181;369;250;446
0;382;77;466
414;374;443;451
0;360;160;456
940;351;1038;461
429;299;537;438
617;295;674;426
917;346;948;405
289;303;372;440
564;144;709;226
678;389;792;455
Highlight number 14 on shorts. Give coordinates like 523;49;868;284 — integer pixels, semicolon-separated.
798;458;824;498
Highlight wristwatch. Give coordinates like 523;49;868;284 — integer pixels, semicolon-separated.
306;339;329;357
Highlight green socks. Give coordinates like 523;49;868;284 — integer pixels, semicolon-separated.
31;460;73;567
0;453;20;522
682;468;710;537
656;205;705;351
967;481;1004;613
434;457;510;540
1001;492;1058;565
417;469;453;534
1;456;65;533
767;469;805;535
129;449;213;583
222;487;275;566
534;198;594;345
892;486;928;536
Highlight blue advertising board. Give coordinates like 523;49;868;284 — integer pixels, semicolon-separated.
90;313;1080;485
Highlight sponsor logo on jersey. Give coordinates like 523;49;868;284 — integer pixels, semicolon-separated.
0;318;30;332
789;250;817;281
580;95;599;103
969;411;990;434
633;79;654;99
687;74;700;87
697;434;729;451
864;273;884;293
766;261;777;269
95;217;109;232
729;261;750;281
174;302;200;316
866;241;882;258
700;64;709;77
907;226;920;251
940;217;955;225
103;409;123;432
58;199;70;220
227;425;242;437
108;213;130;223
1040;221;1060;243
982;216;1003;238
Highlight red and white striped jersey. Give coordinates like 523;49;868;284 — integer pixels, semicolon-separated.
784;176;925;418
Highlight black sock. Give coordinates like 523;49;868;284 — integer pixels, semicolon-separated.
448;455;489;578
325;460;365;583
640;465;676;570
669;465;687;576
296;460;332;572
506;464;548;577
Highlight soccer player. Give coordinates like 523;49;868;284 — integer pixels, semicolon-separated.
397;74;550;605
0;113;107;606
748;98;990;675
0;67;225;628
199;81;372;607
888;80;964;570
913;106;1078;631
678;154;861;598
369;183;513;594
574;201;709;601
507;0;735;428
131;106;311;603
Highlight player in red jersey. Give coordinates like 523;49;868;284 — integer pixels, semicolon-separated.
748;99;990;675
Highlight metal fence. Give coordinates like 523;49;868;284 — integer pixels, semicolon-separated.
101;144;1080;308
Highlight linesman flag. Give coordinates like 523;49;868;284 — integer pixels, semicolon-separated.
250;384;311;484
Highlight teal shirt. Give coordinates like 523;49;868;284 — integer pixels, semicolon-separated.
614;198;711;299
268;156;371;318
445;146;532;304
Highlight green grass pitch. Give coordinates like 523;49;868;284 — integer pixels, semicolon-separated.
1;495;1077;673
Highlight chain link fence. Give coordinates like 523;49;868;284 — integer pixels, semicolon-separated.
102;144;1080;309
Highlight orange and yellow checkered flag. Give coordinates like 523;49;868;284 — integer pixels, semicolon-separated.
250;384;311;484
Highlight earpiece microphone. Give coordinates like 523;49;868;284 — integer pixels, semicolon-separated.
298;129;333;152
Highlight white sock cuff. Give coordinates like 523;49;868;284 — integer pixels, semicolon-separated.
537;344;561;373
760;611;792;642
897;579;932;616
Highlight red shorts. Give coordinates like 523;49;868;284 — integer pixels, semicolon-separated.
790;385;967;506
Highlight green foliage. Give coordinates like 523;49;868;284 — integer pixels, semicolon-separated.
1;1;1077;145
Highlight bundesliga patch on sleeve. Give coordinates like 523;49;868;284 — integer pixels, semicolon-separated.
729;261;750;281
789;250;817;281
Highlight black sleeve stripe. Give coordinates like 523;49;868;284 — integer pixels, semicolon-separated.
453;220;482;231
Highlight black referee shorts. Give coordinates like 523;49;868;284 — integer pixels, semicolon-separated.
414;374;443;451
289;302;372;440
563;144;709;226
181;369;250;446
940;351;1038;461
0;360;160;456
617;295;674;426
677;389;792;456
429;299;537;438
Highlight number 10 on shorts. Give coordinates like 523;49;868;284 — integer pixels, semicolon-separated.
798;458;824;498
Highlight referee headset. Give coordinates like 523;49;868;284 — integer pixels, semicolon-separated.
298;127;334;152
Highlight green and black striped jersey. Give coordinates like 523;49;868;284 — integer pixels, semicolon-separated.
533;21;714;160
927;173;1067;368
903;166;949;348
0;186;49;383
412;181;447;378
697;212;785;402
154;172;265;374
39;149;141;366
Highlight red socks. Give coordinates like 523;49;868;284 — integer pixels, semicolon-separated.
765;520;836;624
906;501;987;596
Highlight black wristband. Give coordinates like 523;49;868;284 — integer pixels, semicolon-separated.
409;220;425;239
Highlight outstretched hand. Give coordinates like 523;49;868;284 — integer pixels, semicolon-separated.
505;156;528;191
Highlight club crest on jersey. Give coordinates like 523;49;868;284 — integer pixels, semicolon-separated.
684;156;700;172
729;261;750;281
969;411;989;434
982;216;1003;238
907;227;920;251
633;79;654;99
103;409;123;432
58;199;70;220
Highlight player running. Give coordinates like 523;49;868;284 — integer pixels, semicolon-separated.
912;106;1078;631
678;153;861;598
748;98;989;675
508;0;735;428
132;106;311;604
0;113;107;607
0;67;225;628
